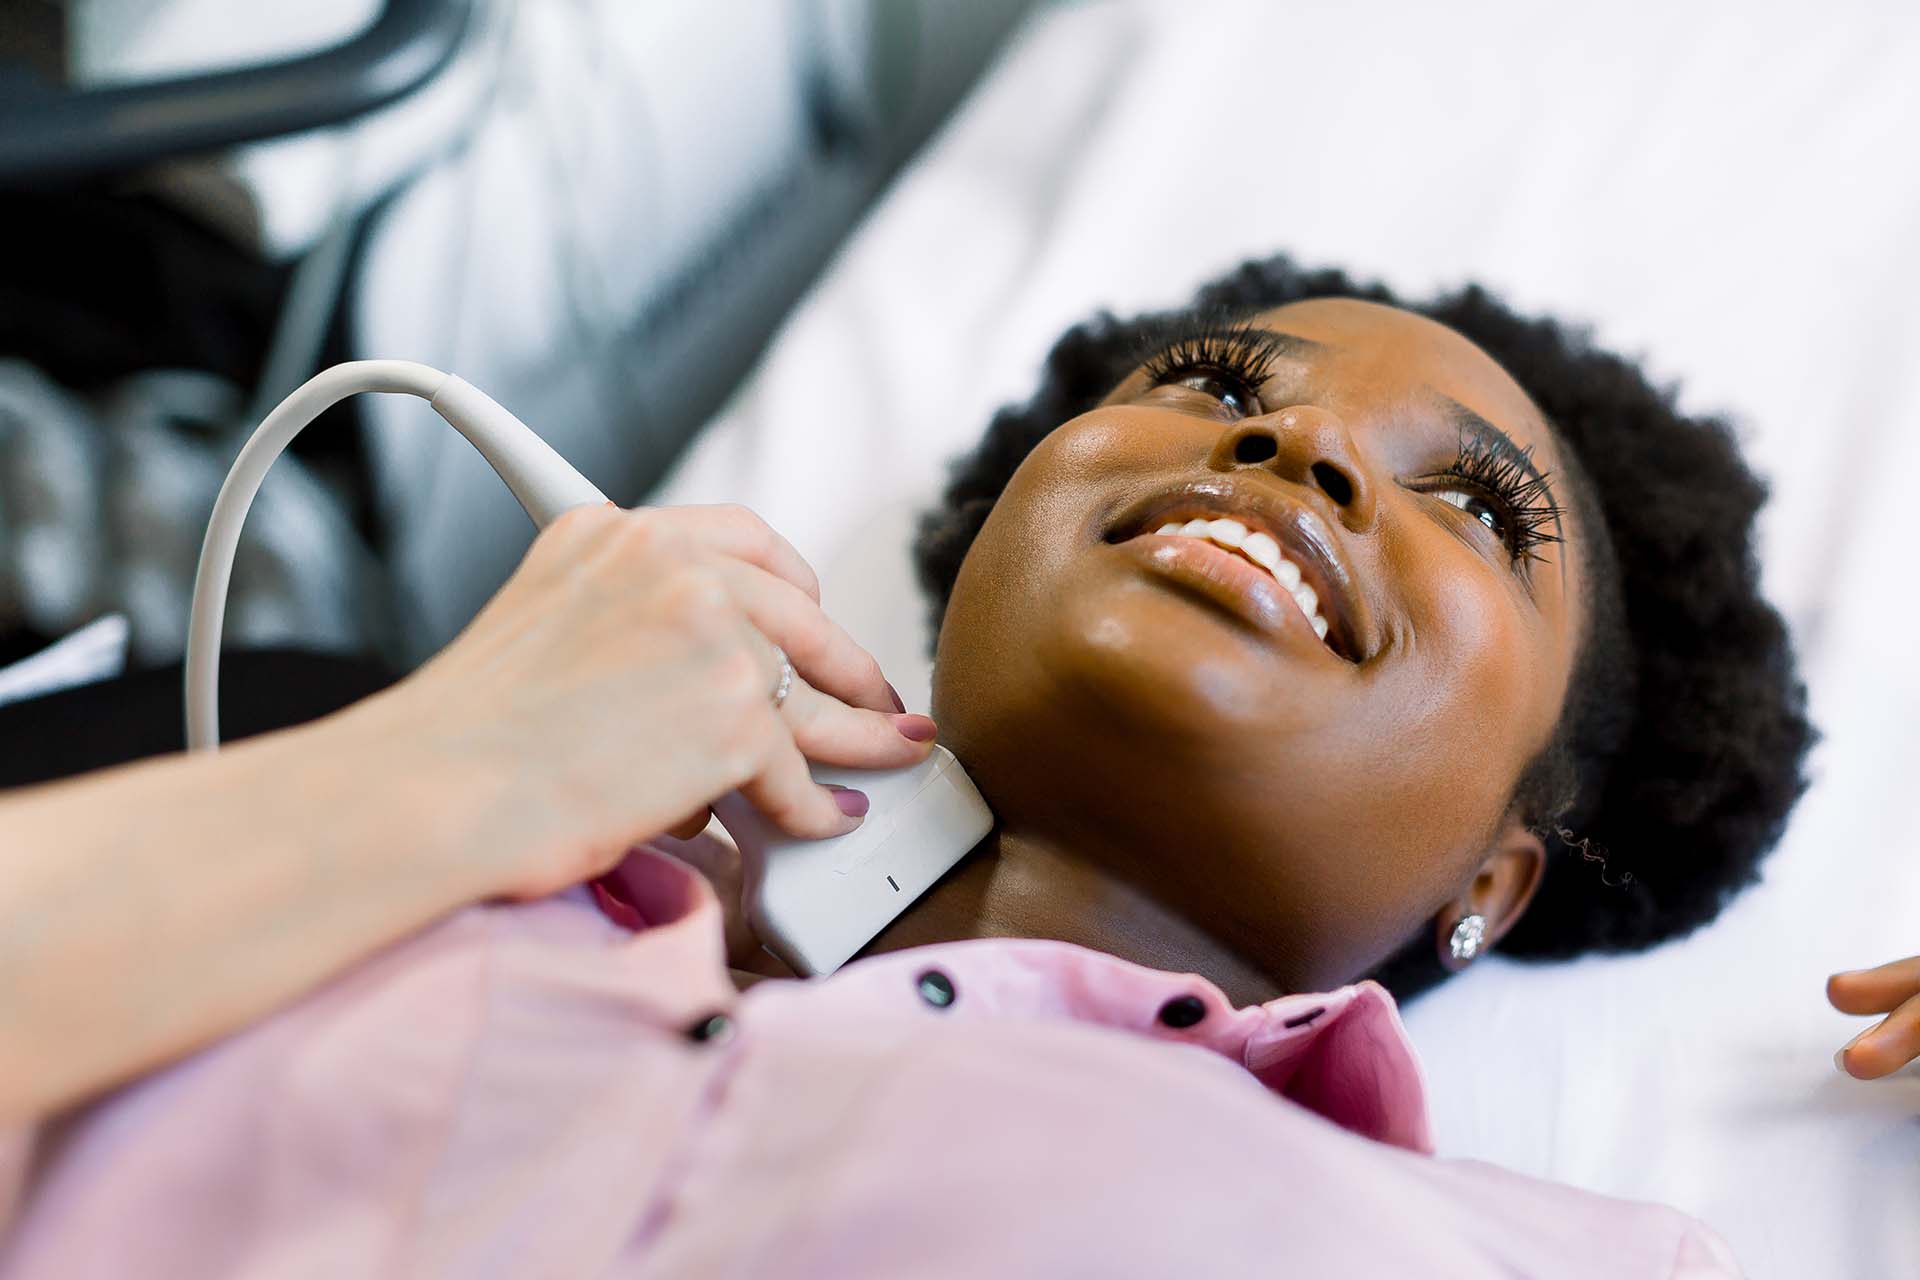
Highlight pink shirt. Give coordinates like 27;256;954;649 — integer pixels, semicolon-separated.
3;847;1739;1277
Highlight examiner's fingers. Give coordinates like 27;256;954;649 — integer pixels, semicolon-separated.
1835;990;1920;1079
714;557;898;714
738;724;870;841
1827;954;1920;1015
649;503;823;603
779;673;938;769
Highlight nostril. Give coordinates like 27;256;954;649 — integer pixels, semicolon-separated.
1311;461;1354;506
1234;434;1278;464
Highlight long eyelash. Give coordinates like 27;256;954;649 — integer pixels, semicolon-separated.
1134;309;1288;401
1437;432;1565;564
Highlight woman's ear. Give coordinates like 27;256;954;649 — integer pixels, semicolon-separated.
1434;817;1546;971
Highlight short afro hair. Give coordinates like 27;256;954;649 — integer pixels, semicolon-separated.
912;254;1814;999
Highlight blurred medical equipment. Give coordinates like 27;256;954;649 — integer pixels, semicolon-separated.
0;356;380;667
185;361;992;975
0;614;128;710
0;0;484;666
0;0;1035;670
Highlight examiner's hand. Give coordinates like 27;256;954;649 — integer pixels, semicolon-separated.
1828;955;1920;1078
353;503;936;901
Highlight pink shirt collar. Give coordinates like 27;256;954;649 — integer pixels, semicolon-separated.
592;844;1435;1155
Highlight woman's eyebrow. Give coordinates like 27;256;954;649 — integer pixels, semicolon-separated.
1436;394;1555;496
1244;327;1323;360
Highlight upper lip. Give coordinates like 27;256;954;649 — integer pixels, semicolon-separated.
1103;476;1372;662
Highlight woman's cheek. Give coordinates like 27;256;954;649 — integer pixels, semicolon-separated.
1440;571;1537;690
1395;569;1553;803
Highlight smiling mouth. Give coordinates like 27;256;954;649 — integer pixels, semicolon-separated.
1108;519;1352;662
1102;489;1365;663
1163;512;1332;629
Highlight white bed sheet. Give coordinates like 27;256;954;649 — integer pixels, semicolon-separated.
648;3;1920;1274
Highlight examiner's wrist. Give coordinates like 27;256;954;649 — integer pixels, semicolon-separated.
242;692;547;912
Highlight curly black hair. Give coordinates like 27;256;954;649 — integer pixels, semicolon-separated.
912;254;1814;1000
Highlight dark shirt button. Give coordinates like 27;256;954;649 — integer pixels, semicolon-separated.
684;1012;734;1044
916;969;956;1009
1158;995;1208;1029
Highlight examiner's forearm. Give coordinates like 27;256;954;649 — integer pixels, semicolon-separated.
0;703;513;1123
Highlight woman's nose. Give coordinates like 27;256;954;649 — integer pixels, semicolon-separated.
1206;406;1376;532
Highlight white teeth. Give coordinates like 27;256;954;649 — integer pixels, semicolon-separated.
1206;518;1247;548
1241;531;1281;570
1142;516;1335;651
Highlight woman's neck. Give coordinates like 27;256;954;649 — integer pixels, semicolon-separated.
858;829;1286;1006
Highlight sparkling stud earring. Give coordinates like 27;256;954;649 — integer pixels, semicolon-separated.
1449;914;1488;963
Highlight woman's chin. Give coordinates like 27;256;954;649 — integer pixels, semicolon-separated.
1035;583;1334;739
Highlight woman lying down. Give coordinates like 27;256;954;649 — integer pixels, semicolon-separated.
10;254;1913;1277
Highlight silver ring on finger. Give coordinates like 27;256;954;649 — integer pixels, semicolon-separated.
769;644;794;710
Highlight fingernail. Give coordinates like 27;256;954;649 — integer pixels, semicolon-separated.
831;787;870;818
1835;1028;1870;1075
893;714;937;743
885;681;906;713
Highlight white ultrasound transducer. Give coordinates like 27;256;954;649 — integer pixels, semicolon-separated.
185;361;994;978
712;744;990;975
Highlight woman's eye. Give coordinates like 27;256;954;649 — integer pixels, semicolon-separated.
1434;488;1509;542
1163;370;1256;416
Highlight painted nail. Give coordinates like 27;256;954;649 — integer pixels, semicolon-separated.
885;681;906;713
893;714;937;743
831;787;870;818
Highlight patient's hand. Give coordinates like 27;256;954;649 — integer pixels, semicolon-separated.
1828;955;1920;1078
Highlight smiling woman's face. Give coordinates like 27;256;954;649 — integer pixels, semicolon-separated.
929;298;1588;992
